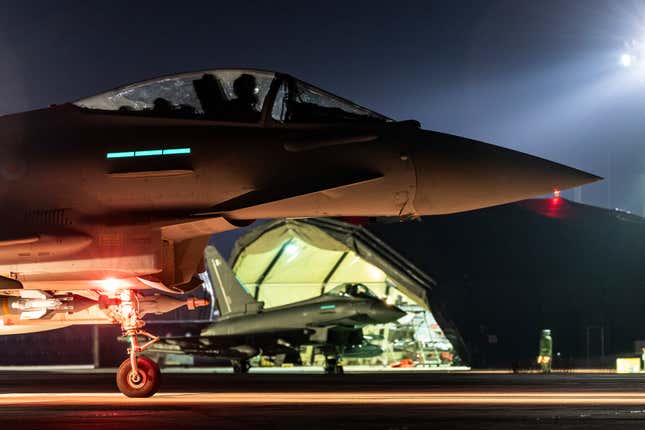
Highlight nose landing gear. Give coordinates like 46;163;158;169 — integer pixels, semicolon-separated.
111;290;161;397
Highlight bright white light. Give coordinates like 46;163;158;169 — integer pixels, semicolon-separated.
621;53;633;67
367;264;383;280
101;278;122;292
284;243;299;256
385;295;396;306
283;241;301;264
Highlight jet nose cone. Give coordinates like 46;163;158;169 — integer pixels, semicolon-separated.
411;131;601;215
369;302;406;323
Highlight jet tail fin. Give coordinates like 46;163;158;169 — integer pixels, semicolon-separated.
204;245;262;318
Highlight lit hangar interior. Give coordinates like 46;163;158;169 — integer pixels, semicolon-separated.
223;218;466;368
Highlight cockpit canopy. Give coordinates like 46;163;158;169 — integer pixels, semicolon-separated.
74;69;390;125
327;283;378;299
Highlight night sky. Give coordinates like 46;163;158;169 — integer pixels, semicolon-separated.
2;0;645;215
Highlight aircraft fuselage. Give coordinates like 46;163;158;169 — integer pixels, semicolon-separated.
201;295;404;337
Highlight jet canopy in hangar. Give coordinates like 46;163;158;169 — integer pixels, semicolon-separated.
228;218;465;367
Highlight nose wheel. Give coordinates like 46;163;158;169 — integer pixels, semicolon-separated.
107;289;162;397
116;355;161;398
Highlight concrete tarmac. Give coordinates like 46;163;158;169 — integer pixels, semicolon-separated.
3;370;645;429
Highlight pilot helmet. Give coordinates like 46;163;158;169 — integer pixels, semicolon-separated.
233;74;259;98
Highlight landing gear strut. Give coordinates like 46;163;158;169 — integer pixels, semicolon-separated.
110;290;161;397
232;359;251;374
324;355;344;375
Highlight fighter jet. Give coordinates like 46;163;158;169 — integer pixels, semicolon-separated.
0;68;599;397
136;246;403;383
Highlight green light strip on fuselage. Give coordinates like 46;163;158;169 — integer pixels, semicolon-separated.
106;151;135;159
106;148;191;159
320;304;336;310
135;149;163;157
162;148;191;155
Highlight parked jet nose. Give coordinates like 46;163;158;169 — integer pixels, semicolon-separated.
410;130;601;215
368;302;406;324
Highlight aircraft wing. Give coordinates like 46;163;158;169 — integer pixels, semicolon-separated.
160;216;244;241
136;329;311;357
143;336;206;354
127;335;248;357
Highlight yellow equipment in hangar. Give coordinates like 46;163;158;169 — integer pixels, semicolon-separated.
225;218;466;368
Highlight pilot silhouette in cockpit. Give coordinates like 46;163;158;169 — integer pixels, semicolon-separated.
227;73;261;123
346;283;358;297
194;73;226;118
152;97;174;115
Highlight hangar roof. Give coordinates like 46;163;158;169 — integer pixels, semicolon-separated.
229;217;436;309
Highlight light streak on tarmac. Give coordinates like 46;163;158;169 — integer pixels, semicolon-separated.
3;391;645;406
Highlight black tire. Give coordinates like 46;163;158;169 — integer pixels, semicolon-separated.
116;356;161;398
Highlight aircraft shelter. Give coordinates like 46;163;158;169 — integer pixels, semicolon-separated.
226;218;465;368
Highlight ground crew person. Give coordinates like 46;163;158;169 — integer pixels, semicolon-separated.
537;329;553;373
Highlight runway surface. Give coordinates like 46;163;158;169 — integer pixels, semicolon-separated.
4;370;645;429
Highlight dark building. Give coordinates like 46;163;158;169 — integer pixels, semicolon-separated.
365;198;645;368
